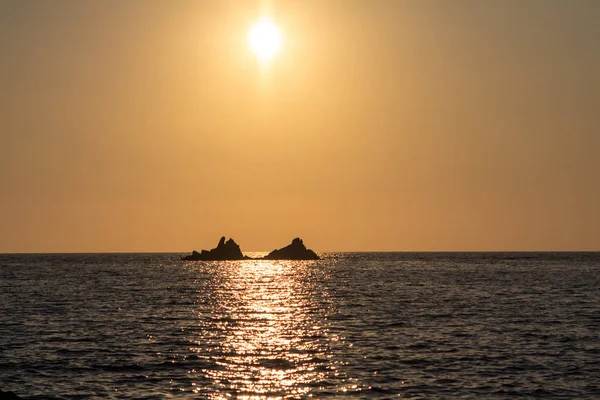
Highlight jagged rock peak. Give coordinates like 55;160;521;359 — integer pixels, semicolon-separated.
264;238;319;260
182;236;245;261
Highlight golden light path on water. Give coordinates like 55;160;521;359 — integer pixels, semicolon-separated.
188;258;358;398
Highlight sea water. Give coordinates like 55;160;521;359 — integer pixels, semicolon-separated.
1;252;599;399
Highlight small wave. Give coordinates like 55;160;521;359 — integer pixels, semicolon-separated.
257;358;296;370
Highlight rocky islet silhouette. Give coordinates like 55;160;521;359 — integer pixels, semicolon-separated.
182;237;319;261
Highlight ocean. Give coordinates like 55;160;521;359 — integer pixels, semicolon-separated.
1;252;599;399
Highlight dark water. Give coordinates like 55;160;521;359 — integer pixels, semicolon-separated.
1;252;600;399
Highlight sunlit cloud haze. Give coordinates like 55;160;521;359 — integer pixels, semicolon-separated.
1;0;599;252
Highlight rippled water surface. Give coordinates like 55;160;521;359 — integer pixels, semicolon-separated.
1;252;600;399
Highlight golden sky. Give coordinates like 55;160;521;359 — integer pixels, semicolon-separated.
1;0;599;252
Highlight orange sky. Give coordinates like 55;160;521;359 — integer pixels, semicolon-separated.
1;1;599;252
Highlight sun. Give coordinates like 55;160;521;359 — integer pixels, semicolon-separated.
248;18;282;64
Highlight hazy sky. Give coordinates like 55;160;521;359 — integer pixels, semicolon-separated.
1;0;599;252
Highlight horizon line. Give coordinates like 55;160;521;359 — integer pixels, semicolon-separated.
1;250;599;255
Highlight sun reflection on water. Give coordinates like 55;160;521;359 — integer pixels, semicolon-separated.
190;259;347;398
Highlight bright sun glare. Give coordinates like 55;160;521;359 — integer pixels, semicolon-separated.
248;18;282;64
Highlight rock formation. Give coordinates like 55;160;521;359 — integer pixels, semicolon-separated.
183;237;319;261
264;238;319;260
182;237;245;261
